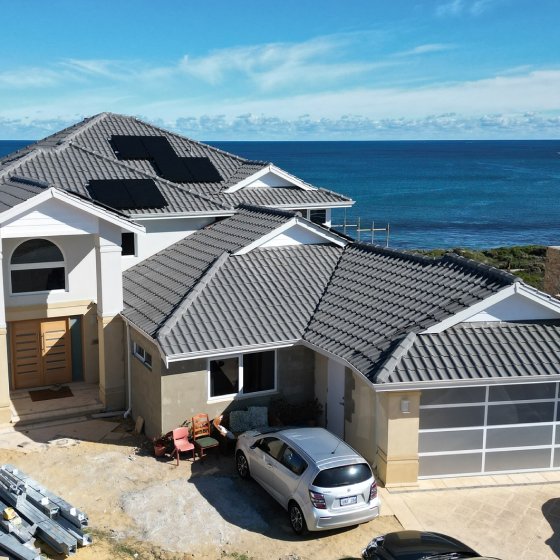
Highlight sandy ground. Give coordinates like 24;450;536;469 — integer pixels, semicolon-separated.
0;419;401;560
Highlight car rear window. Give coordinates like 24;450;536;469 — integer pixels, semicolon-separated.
312;463;372;488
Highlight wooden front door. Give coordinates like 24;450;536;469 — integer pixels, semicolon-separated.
11;318;72;389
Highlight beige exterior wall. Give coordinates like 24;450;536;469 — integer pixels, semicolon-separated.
98;314;125;410
130;337;316;438
344;369;376;466
544;246;560;299
376;390;421;486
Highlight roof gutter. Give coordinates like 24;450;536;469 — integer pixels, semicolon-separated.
373;374;560;393
128;210;235;220
164;340;298;366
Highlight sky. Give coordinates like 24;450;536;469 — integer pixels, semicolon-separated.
1;0;559;140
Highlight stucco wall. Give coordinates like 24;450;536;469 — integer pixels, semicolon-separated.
129;329;162;438
344;369;377;466
122;217;215;271
132;343;316;437
3;235;97;307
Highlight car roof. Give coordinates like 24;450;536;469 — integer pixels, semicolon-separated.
275;427;364;467
381;531;479;557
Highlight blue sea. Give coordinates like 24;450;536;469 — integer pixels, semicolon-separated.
2;139;559;249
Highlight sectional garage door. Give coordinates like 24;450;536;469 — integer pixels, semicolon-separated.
418;382;560;477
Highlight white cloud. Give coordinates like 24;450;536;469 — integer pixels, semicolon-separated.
394;44;455;57
436;0;495;17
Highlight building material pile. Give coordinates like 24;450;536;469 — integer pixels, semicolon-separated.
0;464;92;558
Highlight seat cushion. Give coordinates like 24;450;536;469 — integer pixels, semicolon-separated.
195;436;218;448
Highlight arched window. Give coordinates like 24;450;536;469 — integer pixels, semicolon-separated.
10;239;66;294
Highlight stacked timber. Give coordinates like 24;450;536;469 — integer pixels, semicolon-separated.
0;464;92;558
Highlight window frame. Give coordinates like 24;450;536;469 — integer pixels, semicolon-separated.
207;350;277;402
9;239;67;295
133;341;153;369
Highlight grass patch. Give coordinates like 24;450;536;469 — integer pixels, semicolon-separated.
415;245;546;289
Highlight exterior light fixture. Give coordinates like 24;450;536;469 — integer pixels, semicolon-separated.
400;398;410;414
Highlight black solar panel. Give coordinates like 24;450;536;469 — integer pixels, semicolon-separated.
110;136;150;159
182;157;222;182
87;179;167;210
108;135;222;183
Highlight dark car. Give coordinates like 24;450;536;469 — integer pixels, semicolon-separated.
362;531;500;560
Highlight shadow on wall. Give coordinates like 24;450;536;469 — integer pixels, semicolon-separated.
543;498;560;558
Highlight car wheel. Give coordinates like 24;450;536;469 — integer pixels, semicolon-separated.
289;501;307;535
236;451;250;479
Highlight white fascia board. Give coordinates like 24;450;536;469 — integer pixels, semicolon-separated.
121;316;168;363
127;210;235;220
0;188;145;234
422;284;517;334
515;282;560;313
224;164;314;193
233;217;347;256
164;340;297;366
266;201;355;209
373;374;560;393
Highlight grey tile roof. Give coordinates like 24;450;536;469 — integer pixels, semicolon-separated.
381;322;560;384
2;145;228;216
0;177;46;213
303;244;518;380
219;186;352;208
0;113;352;214
122;205;296;335
158;244;343;356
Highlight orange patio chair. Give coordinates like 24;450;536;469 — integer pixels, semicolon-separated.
172;426;195;466
192;413;219;458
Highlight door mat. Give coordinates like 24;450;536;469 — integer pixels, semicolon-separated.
29;386;73;402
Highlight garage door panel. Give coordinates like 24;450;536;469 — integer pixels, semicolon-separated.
419;453;483;477
487;402;554;425
421;386;486;406
486;425;553;449
485;449;551;471
489;383;556;401
419;429;483;453
420;406;485;430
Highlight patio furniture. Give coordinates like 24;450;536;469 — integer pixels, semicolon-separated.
192;413;219;458
172;427;195;465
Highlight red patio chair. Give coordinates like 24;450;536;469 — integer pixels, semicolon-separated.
172;427;195;465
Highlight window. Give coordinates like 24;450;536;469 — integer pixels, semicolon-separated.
133;342;152;369
10;239;65;294
312;463;372;488
208;350;276;399
121;233;136;256
309;209;327;225
280;446;307;475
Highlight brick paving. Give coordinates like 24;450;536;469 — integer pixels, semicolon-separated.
379;472;560;560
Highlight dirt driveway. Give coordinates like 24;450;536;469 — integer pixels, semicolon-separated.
0;418;400;560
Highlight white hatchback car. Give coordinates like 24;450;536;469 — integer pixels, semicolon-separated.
235;426;380;534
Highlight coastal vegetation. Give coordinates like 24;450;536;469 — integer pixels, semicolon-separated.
416;245;546;290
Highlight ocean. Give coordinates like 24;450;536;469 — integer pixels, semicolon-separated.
2;139;559;250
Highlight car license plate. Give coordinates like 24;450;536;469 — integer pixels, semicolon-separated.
340;496;357;506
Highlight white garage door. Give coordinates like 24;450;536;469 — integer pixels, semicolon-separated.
418;382;560;478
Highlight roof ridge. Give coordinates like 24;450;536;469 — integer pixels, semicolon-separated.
351;243;519;285
157;251;230;338
10;175;50;189
53;112;109;150
0;148;45;181
70;144;232;211
441;253;519;285
122;114;266;166
302;244;347;338
374;332;418;384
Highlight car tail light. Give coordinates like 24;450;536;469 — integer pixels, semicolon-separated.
369;481;377;501
309;490;327;509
